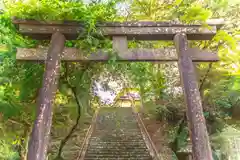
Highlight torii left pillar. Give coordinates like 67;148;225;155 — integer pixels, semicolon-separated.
27;32;65;160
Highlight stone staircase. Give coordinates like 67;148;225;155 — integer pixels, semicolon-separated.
81;107;154;160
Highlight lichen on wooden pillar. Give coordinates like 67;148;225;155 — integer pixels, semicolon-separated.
27;32;65;160
174;33;213;160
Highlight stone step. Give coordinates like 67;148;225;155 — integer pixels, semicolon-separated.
83;107;153;160
88;141;147;144
84;154;152;158
88;143;147;147
86;150;150;154
90;136;144;139
84;156;152;159
88;141;147;143
86;146;149;150
85;152;149;155
91;131;143;133
84;157;152;160
91;132;143;135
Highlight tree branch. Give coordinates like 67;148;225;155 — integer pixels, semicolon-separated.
56;86;82;159
199;42;222;92
199;63;213;91
56;62;90;159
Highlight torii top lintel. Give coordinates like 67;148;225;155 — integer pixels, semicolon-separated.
13;19;224;41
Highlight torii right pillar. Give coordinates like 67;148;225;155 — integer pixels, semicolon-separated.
174;33;213;160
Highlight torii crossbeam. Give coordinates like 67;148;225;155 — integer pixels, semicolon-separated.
13;19;223;160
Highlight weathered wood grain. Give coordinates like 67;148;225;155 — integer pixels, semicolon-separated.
112;36;128;52
174;33;213;160
13;19;224;27
16;47;219;62
27;32;65;160
101;26;217;40
13;19;220;40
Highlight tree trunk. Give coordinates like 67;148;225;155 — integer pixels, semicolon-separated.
27;32;65;160
174;33;212;160
56;87;81;159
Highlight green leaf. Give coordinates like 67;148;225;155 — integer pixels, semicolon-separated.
174;0;183;6
204;112;210;118
0;101;21;119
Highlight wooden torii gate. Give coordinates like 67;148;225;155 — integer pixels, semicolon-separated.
13;19;222;160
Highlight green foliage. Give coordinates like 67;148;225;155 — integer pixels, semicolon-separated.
0;13;36;52
143;95;183;123
5;0;118;21
211;125;240;159
204;76;240;118
0;101;21;120
154;104;169;121
180;5;212;23
0;140;19;160
178;128;189;147
125;62;166;101
19;63;44;102
143;101;169;120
